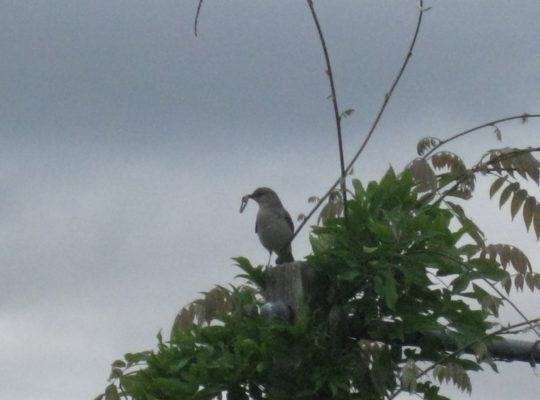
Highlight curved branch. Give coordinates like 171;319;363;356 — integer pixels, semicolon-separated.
306;0;348;220
194;0;204;37
423;113;540;159
292;0;426;240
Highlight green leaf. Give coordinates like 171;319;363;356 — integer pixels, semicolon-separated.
468;258;507;281
379;167;397;190
362;245;379;254
339;269;361;281
352;178;364;195
310;232;333;254
370;350;394;395
171;357;192;372
108;368;123;380
232;256;266;287
447;201;485;246
374;272;398;310
105;384;120;400
369;222;394;241
124;351;151;366
451;274;471;293
458;244;481;258
111;360;126;368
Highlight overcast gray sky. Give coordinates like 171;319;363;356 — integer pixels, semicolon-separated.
1;1;539;399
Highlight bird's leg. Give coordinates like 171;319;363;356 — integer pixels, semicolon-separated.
266;251;273;267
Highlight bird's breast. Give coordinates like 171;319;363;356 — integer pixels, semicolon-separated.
256;209;293;252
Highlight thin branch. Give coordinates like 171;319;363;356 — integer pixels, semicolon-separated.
388;317;540;399
428;271;449;289
416;248;539;336
306;0;348;220
194;0;204;37
426;317;540;374
485;280;539;335
486;146;540;164
292;0;425;240
423;113;540;159
344;0;424;174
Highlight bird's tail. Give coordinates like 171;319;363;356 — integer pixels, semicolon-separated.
275;246;294;265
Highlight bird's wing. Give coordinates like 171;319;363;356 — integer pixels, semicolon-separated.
282;209;294;234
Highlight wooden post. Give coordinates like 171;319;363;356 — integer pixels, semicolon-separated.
262;261;317;320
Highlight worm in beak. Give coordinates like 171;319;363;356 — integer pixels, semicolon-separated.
239;194;251;213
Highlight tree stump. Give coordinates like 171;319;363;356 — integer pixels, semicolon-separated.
261;261;318;321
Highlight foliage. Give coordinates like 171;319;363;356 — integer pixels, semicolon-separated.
98;167;540;400
99;2;540;397
308;169;502;398
98;267;372;400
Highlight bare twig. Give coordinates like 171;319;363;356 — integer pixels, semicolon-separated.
194;0;204;37
422;113;540;159
306;0;349;220
292;0;425;240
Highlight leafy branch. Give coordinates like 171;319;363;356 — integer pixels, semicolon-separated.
408;143;540;240
412;248;539;335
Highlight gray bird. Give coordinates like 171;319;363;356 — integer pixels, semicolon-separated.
240;187;294;265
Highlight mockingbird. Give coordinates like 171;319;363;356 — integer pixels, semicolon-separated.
240;187;294;265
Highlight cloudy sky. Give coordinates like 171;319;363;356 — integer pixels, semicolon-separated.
1;1;539;399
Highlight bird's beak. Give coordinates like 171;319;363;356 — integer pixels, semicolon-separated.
239;194;251;213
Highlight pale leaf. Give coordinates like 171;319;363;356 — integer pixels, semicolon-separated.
489;177;506;198
407;158;436;193
525;272;535;291
523;196;536;231
510;189;527;220
499;182;519;208
534;203;540;240
515;273;525;291
416;136;441;156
